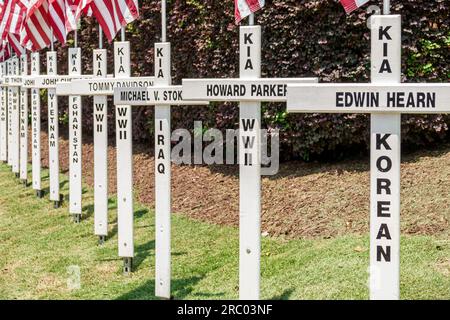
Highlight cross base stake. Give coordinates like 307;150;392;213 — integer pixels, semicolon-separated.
123;257;133;275
98;235;106;245
72;214;81;224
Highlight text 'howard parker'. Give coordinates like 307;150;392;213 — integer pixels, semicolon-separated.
206;83;287;98
336;91;436;109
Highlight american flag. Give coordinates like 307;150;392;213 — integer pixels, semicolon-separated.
235;0;265;24
48;0;89;45
0;0;26;38
339;0;370;14
0;0;28;55
0;41;11;61
48;0;70;44
22;0;52;51
89;0;139;42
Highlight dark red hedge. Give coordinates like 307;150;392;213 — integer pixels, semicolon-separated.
41;0;449;160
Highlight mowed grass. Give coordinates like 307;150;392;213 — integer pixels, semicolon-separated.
0;163;448;300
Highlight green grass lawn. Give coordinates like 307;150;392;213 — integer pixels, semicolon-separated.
0;163;448;300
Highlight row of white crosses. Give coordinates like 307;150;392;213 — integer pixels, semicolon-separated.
115;10;450;301
23;50;89;209
0;57;20;176
56;34;155;269
0;3;448;301
1;36;100;215
0;53;30;186
113;11;317;299
0;52;36;188
0;3;318;300
0;27;153;270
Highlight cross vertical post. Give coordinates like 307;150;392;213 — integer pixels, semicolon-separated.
154;41;172;299
0;60;7;162
239;23;262;300
6;58;13;167
9;56;20;175
68;44;83;223
114;37;134;274
30;52;42;197
369;14;401;300
47;50;61;208
93;28;108;244
19;52;28;185
154;0;171;299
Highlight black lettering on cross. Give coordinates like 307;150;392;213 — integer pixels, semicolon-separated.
244;33;253;45
376;134;391;150
379;26;392;40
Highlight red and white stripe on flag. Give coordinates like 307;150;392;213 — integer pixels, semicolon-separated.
89;0;139;42
48;0;89;44
339;0;370;14
0;0;29;55
8;33;23;55
235;0;265;24
49;0;68;44
0;0;27;39
0;42;12;61
22;0;52;51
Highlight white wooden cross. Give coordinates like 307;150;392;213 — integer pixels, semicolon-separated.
113;42;208;299
0;60;9;162
56;41;154;273
3;57;20;175
286;15;450;300
182;24;318;300
19;52;28;185
22;52;93;207
29;52;42;197
47;51;60;207
92;47;108;244
67;47;83;222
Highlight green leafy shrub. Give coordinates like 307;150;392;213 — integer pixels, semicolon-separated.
42;0;449;160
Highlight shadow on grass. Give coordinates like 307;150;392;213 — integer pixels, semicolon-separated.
82;197;117;221
116;275;209;300
133;240;155;270
270;288;294;300
41;178;69;198
135;208;148;219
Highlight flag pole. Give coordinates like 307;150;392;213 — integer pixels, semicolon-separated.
74;27;78;48
161;0;167;42
383;0;391;15
121;27;125;42
51;30;54;51
99;25;103;49
249;13;254;26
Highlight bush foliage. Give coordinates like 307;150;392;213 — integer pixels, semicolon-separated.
44;0;449;160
